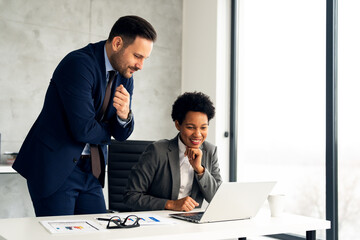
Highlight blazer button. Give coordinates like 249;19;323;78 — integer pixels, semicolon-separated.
73;158;77;163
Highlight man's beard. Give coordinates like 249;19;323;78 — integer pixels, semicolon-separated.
109;49;128;78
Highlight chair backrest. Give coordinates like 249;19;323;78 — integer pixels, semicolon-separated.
107;139;153;212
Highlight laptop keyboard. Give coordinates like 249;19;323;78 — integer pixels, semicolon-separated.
186;212;204;221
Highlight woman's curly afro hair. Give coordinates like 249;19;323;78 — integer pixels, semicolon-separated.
171;92;215;125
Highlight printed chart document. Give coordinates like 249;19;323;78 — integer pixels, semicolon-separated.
135;213;177;225
40;220;104;234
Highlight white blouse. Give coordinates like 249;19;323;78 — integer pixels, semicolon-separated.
177;136;194;199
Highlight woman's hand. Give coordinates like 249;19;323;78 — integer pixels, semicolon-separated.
165;196;199;211
185;147;204;174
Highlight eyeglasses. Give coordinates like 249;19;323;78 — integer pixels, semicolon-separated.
106;215;140;229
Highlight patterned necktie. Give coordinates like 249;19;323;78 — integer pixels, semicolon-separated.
90;71;116;179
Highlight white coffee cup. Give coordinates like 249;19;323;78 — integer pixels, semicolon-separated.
267;194;285;217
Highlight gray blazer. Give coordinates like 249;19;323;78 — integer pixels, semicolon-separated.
123;135;222;211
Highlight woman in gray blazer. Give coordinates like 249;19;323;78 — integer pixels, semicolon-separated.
124;92;222;211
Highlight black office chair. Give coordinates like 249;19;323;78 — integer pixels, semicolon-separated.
107;139;153;212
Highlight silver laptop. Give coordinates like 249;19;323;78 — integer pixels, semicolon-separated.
169;181;276;223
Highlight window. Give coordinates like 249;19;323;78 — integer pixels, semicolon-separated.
338;0;360;238
236;0;326;238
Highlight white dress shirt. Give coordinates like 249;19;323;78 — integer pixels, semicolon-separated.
177;136;194;199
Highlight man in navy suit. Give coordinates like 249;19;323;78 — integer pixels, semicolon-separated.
12;15;157;216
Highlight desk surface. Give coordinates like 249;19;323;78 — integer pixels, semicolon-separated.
0;210;330;240
0;163;15;173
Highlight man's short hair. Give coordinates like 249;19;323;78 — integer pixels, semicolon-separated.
108;15;157;47
171;92;215;125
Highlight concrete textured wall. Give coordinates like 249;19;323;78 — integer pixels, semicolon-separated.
0;0;183;218
0;0;182;154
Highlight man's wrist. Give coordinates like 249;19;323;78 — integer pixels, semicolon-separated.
120;109;132;122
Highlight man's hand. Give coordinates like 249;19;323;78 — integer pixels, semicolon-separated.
165;196;199;212
185;147;204;174
113;84;130;120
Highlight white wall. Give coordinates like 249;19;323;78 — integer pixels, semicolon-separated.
182;0;231;181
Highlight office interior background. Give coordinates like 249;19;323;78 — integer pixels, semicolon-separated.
0;0;358;239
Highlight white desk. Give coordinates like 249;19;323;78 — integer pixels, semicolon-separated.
0;210;330;240
0;163;16;174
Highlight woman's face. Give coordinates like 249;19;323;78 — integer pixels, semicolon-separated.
175;111;209;149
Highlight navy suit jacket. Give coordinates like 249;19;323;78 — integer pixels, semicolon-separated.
13;41;134;198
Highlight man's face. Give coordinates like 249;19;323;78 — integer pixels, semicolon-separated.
110;36;153;78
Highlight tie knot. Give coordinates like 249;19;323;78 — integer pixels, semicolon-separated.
108;70;116;82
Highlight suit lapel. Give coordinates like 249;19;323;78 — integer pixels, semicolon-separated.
168;136;180;200
91;41;108;121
